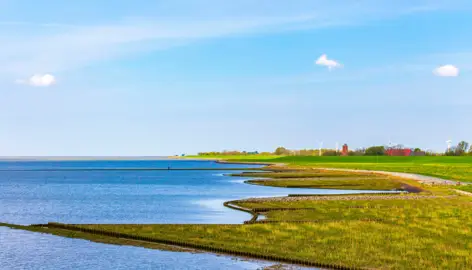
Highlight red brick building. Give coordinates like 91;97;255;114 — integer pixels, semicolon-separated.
385;148;412;156
341;144;349;156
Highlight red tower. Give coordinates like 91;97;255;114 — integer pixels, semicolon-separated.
341;144;349;156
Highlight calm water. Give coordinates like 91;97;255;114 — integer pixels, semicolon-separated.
0;227;279;270
0;160;373;269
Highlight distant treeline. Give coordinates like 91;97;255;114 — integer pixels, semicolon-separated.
445;141;472;156
198;151;272;156
198;141;472;157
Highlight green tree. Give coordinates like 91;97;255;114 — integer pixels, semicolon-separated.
445;147;457;156
322;150;339;156
274;147;289;155
455;141;469;156
364;146;385;156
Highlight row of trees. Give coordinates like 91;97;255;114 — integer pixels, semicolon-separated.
198;150;266;156
445;141;472;156
199;147;331;156
275;144;472;157
275;147;328;156
274;147;368;156
199;142;472;157
200;146;425;157
275;146;418;156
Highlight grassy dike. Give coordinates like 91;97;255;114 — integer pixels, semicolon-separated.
3;160;472;269
231;170;414;191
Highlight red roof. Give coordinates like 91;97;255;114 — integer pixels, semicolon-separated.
385;149;412;156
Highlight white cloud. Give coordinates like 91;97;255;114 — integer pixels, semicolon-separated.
433;65;459;77
315;54;342;70
16;74;56;87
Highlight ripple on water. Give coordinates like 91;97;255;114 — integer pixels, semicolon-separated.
1;227;313;270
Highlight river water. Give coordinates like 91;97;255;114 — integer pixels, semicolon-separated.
0;160;377;269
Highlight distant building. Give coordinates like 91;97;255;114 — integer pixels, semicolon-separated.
412;151;426;156
385;148;412;156
341;144;349;156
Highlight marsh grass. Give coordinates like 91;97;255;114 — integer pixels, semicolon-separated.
235;197;472;222
235;170;415;191
246;178;405;190
231;171;375;178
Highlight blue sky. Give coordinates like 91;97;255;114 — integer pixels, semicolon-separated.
0;0;471;156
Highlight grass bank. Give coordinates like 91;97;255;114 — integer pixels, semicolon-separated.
232;170;415;191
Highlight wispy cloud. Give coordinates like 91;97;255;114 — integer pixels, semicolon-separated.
0;0;470;80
